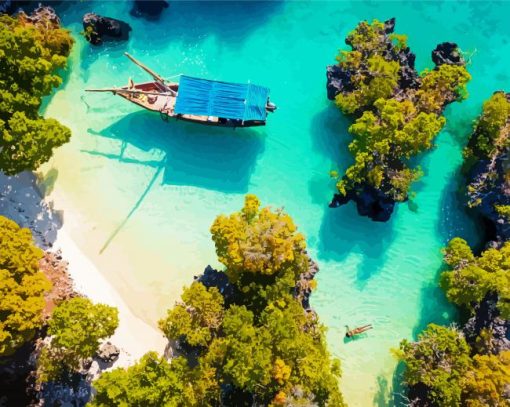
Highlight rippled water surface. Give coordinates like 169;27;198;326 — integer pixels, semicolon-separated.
42;1;510;404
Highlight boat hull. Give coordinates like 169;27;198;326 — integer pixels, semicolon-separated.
117;81;267;128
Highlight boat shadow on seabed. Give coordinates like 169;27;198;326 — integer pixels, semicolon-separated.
82;110;265;253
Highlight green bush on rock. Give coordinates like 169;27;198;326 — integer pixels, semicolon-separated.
441;238;510;319
329;19;471;213
37;297;118;382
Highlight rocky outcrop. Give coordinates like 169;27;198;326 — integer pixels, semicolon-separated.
96;342;120;363
294;257;320;310
330;185;395;222
130;0;169;20
432;42;465;66
196;265;237;305
82;13;132;45
40;250;79;317
18;4;61;28
463;293;510;354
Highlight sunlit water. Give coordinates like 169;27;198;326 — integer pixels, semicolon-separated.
40;1;510;405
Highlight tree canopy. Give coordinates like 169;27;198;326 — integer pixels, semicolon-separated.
0;215;50;357
37;297;118;382
0;13;73;174
397;324;472;406
92;195;344;406
398;325;510;407
441;237;510;319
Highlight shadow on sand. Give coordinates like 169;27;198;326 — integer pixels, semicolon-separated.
0;171;63;250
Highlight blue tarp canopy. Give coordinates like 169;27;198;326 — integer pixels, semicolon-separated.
174;76;270;121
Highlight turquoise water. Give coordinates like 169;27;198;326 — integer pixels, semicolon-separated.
41;1;510;405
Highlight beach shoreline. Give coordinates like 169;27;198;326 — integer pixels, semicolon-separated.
0;171;166;369
54;224;167;368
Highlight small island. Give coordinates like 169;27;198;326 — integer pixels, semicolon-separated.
327;18;471;221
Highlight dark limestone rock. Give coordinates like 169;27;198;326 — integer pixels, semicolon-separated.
130;0;169;20
432;42;464;67
196;265;236;305
466;152;510;243
96;341;120;363
326;64;353;100
463;293;510;354
294;257;319;310
330;186;396;222
383;17;395;34
82;12;132;46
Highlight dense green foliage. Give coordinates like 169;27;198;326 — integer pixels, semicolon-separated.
397;324;472;406
92;195;344;406
464;92;510;208
90;352;218;407
0;13;73;174
464;92;510;161
37;297;118;382
441;238;510;319
0;215;50;357
398;325;510;407
332;19;471;203
159;282;224;348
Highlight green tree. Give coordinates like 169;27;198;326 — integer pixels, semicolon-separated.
463;351;510;407
397;324;472;406
158;282;224;347
0;13;73;174
441;238;510;319
90;352;219;407
37;297;118;382
0;215;50;357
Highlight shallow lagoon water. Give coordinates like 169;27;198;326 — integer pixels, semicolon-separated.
41;1;510;405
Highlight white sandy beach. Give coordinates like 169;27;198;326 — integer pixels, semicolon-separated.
0;171;166;369
55;225;167;367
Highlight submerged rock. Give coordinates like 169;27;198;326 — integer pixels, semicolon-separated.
82;12;132;46
130;0;169;20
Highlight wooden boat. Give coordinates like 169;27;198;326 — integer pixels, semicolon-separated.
86;53;277;128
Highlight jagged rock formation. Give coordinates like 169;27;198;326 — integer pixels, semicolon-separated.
82;12;132;45
463;293;510;355
18;4;61;28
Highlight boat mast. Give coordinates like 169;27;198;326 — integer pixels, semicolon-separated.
124;52;173;85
